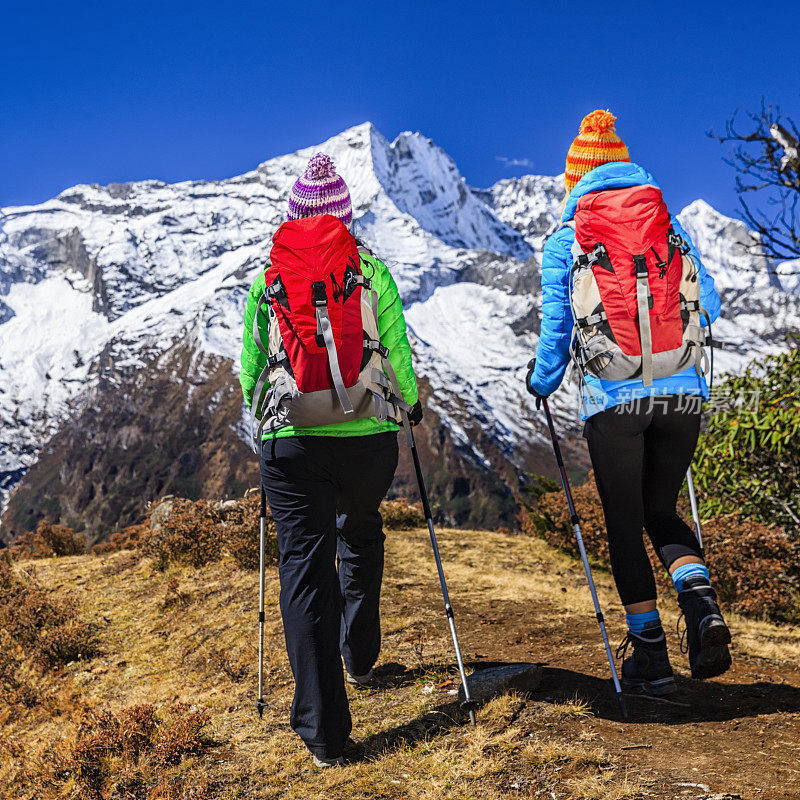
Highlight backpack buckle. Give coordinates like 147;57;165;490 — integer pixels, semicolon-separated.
668;231;690;254
633;255;649;278
312;281;328;307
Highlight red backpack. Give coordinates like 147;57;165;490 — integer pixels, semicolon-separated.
567;184;711;388
249;215;410;446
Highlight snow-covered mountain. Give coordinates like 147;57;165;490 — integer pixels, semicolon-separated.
1;122;798;539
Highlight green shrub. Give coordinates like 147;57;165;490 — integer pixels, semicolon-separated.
694;345;800;531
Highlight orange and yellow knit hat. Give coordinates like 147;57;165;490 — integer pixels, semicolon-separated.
564;110;630;194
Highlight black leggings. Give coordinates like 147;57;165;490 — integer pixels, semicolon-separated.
584;395;704;607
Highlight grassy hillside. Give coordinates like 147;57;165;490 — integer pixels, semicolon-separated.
3;522;800;799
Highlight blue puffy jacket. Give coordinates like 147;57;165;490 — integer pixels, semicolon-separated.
529;162;721;420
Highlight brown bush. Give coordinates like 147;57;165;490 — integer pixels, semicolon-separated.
702;514;800;622
33;619;100;669
0;557;99;669
523;473;800;623
139;499;224;570
380;497;426;530
92;524;148;555
161;577;191;610
219;492;278;571
0;559;67;648
522;474;611;566
204;643;249;683
7;521;86;559
0;630;37;712
71;703;211;799
132;493;425;572
137;494;278;572
0;557;99;718
149;704;210;768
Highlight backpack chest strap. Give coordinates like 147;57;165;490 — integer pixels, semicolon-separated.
364;336;390;358
576;310;608;328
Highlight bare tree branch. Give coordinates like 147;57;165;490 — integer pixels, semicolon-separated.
709;100;800;263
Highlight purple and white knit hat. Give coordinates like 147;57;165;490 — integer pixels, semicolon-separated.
287;153;353;228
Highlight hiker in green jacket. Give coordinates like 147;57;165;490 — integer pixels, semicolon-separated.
240;153;420;767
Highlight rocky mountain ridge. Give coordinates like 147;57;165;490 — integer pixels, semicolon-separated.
1;122;798;540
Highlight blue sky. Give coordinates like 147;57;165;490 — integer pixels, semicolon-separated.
3;1;798;217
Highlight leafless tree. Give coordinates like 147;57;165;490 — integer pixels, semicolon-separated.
710;101;800;262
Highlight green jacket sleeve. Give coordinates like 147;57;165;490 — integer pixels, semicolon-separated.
239;273;268;410
367;255;419;406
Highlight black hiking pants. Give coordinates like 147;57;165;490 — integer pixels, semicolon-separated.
584;395;704;607
260;432;399;759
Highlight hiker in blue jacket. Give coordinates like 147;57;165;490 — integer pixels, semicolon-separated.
528;110;732;695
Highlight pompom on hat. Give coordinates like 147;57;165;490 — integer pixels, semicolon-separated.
287;153;353;228
564;110;630;194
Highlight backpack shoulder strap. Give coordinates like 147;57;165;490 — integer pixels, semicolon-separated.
633;255;654;387
355;253;380;327
312;282;354;415
558;220;593;264
253;274;288;355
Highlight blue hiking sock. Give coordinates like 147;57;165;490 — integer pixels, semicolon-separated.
671;563;709;592
625;609;661;635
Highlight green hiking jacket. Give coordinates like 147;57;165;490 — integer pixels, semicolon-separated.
240;252;419;439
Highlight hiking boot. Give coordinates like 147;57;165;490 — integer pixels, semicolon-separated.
616;626;677;696
312;754;344;768
677;576;732;680
343;737;364;761
345;668;374;687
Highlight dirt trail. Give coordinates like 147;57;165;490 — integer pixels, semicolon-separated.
381;530;800;799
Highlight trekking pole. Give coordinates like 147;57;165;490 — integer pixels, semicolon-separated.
255;476;268;719
685;467;703;549
539;397;628;719
401;412;478;727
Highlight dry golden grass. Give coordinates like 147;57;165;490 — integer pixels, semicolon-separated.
1;524;798;799
566;770;646;800
536;695;593;721
522;739;608;769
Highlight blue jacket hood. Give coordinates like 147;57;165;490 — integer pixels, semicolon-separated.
562;162;660;222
